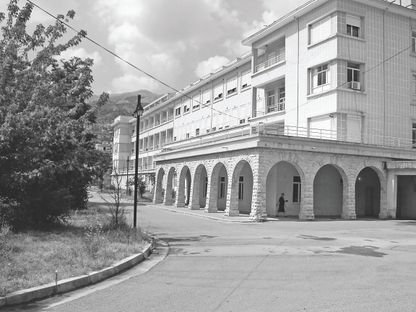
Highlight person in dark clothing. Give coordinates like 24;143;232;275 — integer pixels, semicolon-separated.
278;193;287;214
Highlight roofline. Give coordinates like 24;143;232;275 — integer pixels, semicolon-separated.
242;0;326;46
242;0;416;47
141;52;252;116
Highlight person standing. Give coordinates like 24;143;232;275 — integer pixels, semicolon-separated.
278;193;287;216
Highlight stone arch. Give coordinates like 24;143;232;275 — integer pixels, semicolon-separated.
229;160;253;215
313;164;348;218
191;164;208;210
355;167;382;218
177;165;192;207
164;167;177;205
266;161;305;217
208;162;228;212
154;167;165;203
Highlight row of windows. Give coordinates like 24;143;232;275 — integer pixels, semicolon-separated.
174;71;251;117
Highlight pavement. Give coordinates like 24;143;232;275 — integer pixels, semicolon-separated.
6;196;416;312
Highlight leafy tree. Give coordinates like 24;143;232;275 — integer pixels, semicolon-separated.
0;0;109;230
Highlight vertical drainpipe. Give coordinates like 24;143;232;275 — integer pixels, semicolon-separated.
382;7;387;146
296;16;300;136
210;79;214;130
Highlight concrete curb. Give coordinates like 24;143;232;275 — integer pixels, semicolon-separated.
0;241;154;308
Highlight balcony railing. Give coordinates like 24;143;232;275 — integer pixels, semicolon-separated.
255;48;285;73
267;99;285;113
160;122;415;153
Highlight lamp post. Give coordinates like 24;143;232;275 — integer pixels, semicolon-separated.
126;155;130;196
133;95;144;228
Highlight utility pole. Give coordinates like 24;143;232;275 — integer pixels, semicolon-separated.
133;95;144;228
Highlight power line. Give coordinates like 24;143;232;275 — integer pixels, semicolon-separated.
25;0;242;121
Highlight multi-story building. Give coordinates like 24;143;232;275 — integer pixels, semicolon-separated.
113;0;416;221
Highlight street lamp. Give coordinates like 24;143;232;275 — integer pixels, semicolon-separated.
126;155;130;196
133;95;144;228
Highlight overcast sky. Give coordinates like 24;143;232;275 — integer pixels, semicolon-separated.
2;0;309;94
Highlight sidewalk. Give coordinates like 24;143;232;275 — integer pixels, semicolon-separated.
150;203;280;223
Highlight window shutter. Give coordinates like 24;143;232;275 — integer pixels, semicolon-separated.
346;15;361;28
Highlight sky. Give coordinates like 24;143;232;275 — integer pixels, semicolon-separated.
1;0;309;95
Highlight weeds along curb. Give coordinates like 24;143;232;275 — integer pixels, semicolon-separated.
0;241;154;308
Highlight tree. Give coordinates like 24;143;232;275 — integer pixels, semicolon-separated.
0;0;109;230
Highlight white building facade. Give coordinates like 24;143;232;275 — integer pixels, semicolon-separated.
113;0;416;221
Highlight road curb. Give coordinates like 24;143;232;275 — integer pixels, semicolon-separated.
0;242;153;308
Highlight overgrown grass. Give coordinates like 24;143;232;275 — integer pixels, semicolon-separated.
0;204;144;297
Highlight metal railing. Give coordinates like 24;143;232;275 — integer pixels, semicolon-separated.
255;48;285;73
160;122;415;153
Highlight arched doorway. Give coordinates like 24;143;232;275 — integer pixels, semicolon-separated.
154;168;165;203
313;165;344;218
177;166;191;207
266;161;302;217
191;164;208;209
230;160;253;215
209;163;228;212
165;167;177;205
355;167;381;218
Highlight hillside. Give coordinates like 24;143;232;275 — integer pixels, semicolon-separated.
91;90;160;144
95;90;160;124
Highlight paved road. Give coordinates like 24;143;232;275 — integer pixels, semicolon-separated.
8;203;416;312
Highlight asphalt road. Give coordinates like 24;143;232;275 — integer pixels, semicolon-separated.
7;202;416;312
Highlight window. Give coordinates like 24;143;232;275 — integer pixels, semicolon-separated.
186;133;190;139
184;99;190;113
195;128;200;136
412;31;416;53
309;15;332;45
192;95;200;110
267;90;276;113
226;76;237;96
346;15;361;38
202;89;211;106
238;176;244;200
239;119;246;124
278;87;285;111
347;63;361;90
413;123;416;148
175;107;181;116
311;64;330;93
214;83;223;101
219;176;226;199
292;176;301;203
241;70;251;89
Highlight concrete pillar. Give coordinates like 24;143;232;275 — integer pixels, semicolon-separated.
299;173;315;220
385;170;397;218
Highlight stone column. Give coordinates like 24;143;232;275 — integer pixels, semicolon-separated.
153;169;164;204
299;172;314;220
205;173;217;213
176;170;186;208
385;170;397;218
250;156;267;221
163;171;174;205
188;168;200;210
225;169;239;216
342;172;356;220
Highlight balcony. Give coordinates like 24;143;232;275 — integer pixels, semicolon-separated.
255;48;285;73
267;99;285;113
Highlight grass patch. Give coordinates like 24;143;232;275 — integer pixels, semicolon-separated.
0;204;144;297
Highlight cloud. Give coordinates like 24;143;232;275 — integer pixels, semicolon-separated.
195;56;231;78
112;74;161;93
59;48;102;66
